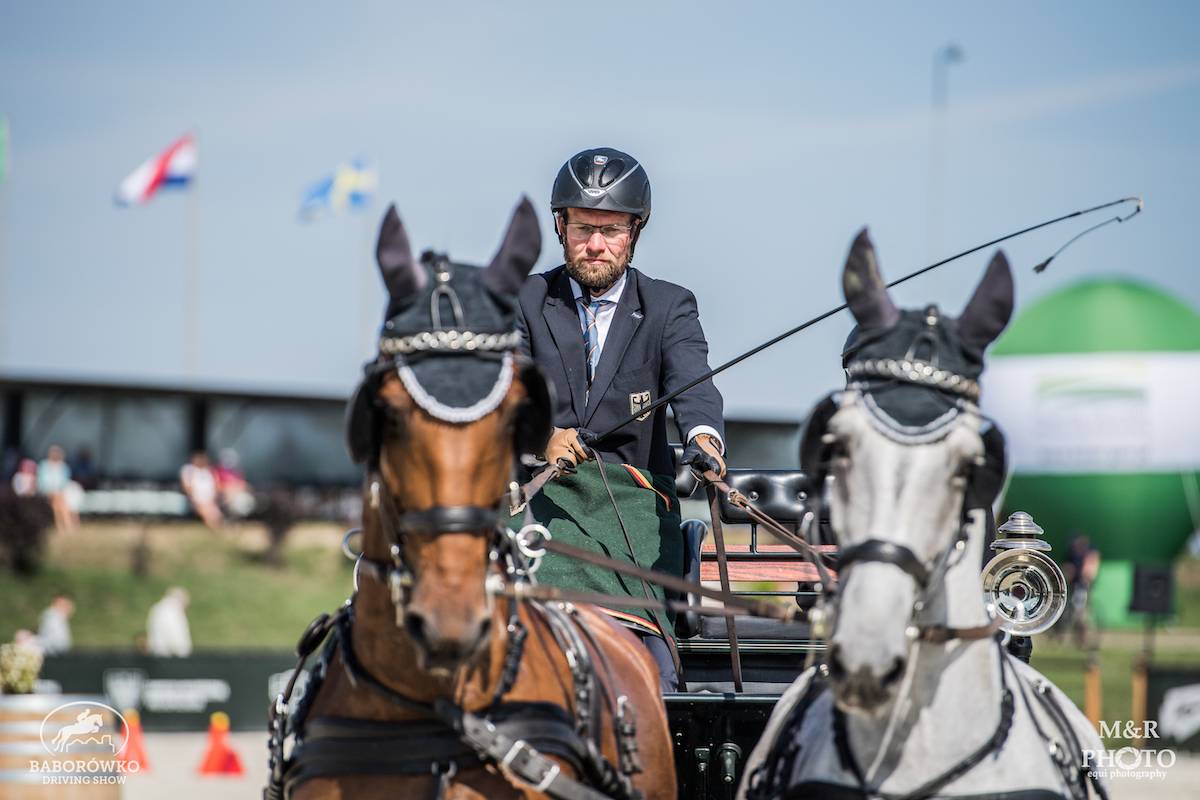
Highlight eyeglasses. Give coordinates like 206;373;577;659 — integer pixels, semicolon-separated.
564;222;634;243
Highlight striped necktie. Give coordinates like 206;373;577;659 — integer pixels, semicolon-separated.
579;297;612;386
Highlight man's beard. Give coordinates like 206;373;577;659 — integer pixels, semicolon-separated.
564;249;629;293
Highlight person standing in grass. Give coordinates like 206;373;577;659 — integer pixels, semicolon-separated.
147;587;193;657
37;593;75;655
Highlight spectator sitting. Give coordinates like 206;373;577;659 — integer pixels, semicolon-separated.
180;451;223;529
38;445;81;533
69;447;100;492
11;459;38;497
37;593;75;655
147;587;193;657
214;448;255;518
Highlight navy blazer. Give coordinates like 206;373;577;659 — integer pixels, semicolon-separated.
516;265;725;478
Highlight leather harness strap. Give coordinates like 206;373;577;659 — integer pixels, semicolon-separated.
838;540;931;587
1011;659;1110;800
267;603;643;800
534;537;796;621
706;483;743;692
916;621;1001;644
394;505;505;535
282;716;481;793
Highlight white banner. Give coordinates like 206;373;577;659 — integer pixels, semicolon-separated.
982;352;1200;474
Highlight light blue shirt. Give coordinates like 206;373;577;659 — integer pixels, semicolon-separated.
569;273;723;453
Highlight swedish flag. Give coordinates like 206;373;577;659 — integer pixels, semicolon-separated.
299;159;377;220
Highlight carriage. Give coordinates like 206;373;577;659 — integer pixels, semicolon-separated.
270;200;1110;800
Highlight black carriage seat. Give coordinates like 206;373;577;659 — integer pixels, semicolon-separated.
697;469;829;641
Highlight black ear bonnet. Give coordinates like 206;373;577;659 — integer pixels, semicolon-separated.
798;235;1015;511
839;306;980;428
797;391;1008;511
345;200;551;465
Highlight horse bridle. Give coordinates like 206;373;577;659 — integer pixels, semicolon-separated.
354;475;512;621
808;363;1000;646
834;503;996;645
346;255;554;616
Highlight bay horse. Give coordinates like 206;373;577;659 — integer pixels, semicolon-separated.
739;231;1106;799
267;199;675;800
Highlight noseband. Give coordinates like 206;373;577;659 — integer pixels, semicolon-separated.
837;539;932;588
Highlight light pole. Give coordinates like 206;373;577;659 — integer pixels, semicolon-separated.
928;43;964;262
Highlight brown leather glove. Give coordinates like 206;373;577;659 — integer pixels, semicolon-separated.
683;433;726;479
545;427;593;471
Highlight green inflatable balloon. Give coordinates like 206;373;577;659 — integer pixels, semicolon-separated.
984;279;1200;627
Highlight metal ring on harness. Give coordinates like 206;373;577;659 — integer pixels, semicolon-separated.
515;523;550;562
341;528;363;561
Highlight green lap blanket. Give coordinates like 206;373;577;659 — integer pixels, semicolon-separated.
514;459;682;638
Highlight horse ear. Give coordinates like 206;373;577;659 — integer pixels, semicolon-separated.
483;196;542;296
842;228;899;330
958;250;1014;351
375;204;426;302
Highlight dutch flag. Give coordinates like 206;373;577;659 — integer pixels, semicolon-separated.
114;134;196;206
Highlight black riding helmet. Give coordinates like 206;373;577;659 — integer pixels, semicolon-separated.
551;147;651;245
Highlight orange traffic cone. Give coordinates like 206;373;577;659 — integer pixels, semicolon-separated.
197;711;245;776
119;709;150;773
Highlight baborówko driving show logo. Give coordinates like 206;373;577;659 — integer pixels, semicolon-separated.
29;700;136;785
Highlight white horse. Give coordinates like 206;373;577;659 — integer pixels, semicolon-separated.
740;231;1107;799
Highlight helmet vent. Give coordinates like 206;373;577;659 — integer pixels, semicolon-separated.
599;159;625;188
572;155;594;186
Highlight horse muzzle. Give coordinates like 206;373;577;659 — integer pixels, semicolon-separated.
402;606;492;675
828;643;906;715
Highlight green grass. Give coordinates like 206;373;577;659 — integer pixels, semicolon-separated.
1;522;354;650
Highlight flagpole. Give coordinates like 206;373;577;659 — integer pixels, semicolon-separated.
185;131;199;381
360;195;375;355
358;158;379;356
0;117;8;376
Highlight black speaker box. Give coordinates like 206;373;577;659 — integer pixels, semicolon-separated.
1129;563;1174;616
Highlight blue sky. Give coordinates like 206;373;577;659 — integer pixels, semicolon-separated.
2;1;1198;419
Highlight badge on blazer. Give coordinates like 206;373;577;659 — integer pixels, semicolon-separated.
629;390;652;421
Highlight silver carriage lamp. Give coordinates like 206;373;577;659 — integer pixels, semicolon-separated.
981;511;1068;636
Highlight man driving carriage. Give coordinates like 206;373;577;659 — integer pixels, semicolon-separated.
515;147;727;690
